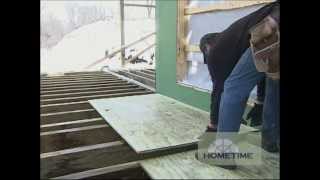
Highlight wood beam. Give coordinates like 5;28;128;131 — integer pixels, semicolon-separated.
124;3;155;8
176;0;189;82
120;0;125;67
185;0;274;15
185;44;200;52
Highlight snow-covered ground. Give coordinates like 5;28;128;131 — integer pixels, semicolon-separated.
41;19;155;74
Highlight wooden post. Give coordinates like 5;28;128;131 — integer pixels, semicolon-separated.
120;0;125;67
176;0;188;82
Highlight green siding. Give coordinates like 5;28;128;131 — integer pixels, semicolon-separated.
155;0;211;112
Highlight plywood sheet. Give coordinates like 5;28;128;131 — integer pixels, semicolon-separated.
140;148;279;179
89;94;256;153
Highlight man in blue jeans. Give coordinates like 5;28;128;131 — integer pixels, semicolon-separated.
217;48;279;152
217;7;280;153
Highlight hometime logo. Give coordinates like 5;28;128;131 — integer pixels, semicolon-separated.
197;132;262;166
202;138;253;160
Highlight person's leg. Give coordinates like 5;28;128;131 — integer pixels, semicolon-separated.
257;78;266;103
261;78;280;152
248;77;266;126
217;48;265;132
209;80;224;127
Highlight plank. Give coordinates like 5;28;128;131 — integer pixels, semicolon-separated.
185;0;274;15
176;0;188;81
41;101;92;114
41;76;119;85
140;148;279;179
41;79;125;88
40;142;141;178
41;125;121;153
42;73;112;80
41;89;152;105
89;94;256;154
40;81;130;92
41;91;153;113
41;74;115;82
185;44;200;52
41;84;138;95
41;87;145;100
40;118;106;132
129;70;155;80
117;71;155;87
41;109;100;125
140;69;155;76
52;161;140;179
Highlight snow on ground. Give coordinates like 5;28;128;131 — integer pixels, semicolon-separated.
41;19;155;74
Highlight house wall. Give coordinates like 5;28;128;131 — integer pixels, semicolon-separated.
155;0;263;113
155;0;211;111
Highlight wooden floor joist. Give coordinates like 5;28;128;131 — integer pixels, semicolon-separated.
42;72;111;80
41;125;121;153
41;76;119;85
40;118;106;132
41;89;153;105
52;161;140;179
41;81;130;92
63;71;105;75
40;71;156;179
118;70;155;88
41;87;146;100
41;101;92;114
41;84;138;95
41;91;154;114
41;74;115;82
40;141;143;178
40;124;109;136
41;109;100;124
129;70;155;80
41;79;125;88
140;69;155;76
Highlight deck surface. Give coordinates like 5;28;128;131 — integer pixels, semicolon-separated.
140;148;279;179
89;94;256;154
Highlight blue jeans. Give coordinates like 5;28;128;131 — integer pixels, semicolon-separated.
217;48;279;145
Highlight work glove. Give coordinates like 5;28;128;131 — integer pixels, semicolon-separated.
246;103;263;126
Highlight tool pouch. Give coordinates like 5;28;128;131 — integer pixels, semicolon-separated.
250;16;280;80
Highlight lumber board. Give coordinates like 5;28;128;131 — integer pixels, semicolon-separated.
89;94;256;154
185;0;274;15
52;161;140;179
41;87;145;100
41;91;153;113
41;84;138;95
40;118;106;132
41;76;119;85
41;109;100;124
41;74;115;82
40;81;130;92
41;125;121;153
40;89;153;105
41;79;125;88
40;142;140;178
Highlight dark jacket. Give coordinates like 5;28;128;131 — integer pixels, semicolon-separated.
205;1;279;125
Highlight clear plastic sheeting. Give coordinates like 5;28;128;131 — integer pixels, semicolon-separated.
181;1;265;92
182;61;212;91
